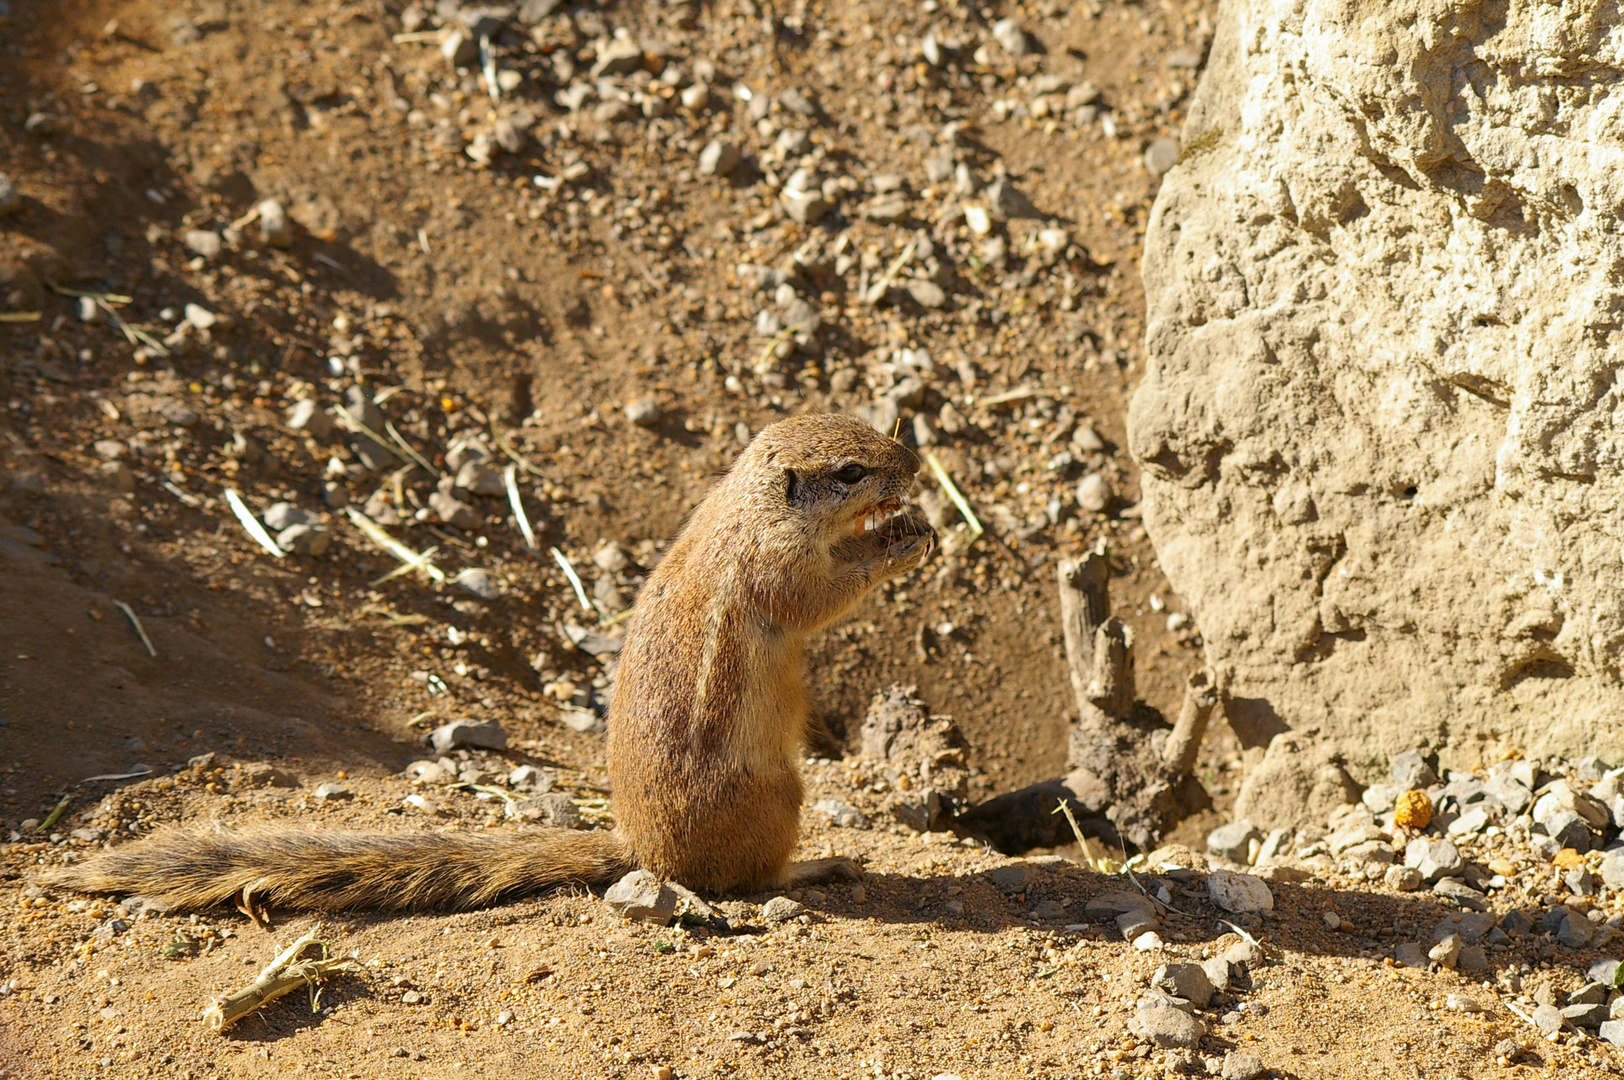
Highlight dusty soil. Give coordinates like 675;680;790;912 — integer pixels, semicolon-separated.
0;0;1616;1078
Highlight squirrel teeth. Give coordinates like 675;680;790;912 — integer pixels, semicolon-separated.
853;500;905;536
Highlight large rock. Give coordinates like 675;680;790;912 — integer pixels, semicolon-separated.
1130;0;1624;786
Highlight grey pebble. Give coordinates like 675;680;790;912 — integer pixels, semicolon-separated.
811;798;867;829
263;502;310;532
698;139;740;177
604;870;677;925
429;720;508;754
1390;749;1439;789
183;229;222;259
454;568;501;600
1076;472;1112;513
1154;962;1214;1008
276;523;330;557
906;279;947;309
286;398;333;437
1207;819;1261;863
516;792;581;828
625;398;661;427
1403;837;1463;883
0;173;20;216
763;896;806;923
312;782;351;801
991;18;1031;57
1143;137;1181;179
1128;1005;1205;1049
986;863;1032;894
23;112;58;136
1220;1052;1264;1080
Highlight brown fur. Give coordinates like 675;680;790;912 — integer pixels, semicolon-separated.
45;413;933;912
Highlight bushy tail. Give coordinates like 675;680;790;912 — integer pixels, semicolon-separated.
43;826;635;912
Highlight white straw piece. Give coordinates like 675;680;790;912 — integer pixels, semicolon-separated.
225;490;285;558
504;464;537;550
550;547;593;613
345;508;446;583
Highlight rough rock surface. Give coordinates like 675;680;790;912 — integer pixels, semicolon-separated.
1130;0;1624;798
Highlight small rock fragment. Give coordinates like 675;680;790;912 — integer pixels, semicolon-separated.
286;398;333;437
276;523;330;557
698;139;741;177
811;799;867;828
603;870;677;926
1154;963;1214;1009
625;398;661;427
429;720;508;754
0;173;19;216
1384;864;1423;891
1207;820;1262;863
1390;749;1438;790
991;18;1031;56
1207;870;1273;915
1403;837;1462;883
1143;137;1181;179
986;864;1032;894
763;896;806;923
184;229;222;259
906;280;947;308
1076;472;1112;513
313;782;351;801
258;199;292;247
1128;1005;1205;1049
1220;1052;1264;1080
515;793;581;828
454;568;501;600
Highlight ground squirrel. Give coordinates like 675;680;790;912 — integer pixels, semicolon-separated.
46;414;936;911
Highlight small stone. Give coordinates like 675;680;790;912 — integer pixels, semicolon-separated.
444;569;496;602
515;792;581;828
1390;749;1438;790
1534;779;1611;831
1568;981;1610;1007
1602;1019;1624;1048
1219;1052;1263;1080
1393;941;1427;967
680;83;710;111
1532;1003;1564;1034
429;720;508;754
625;398;661;427
781;183;830;225
593;542;632;573
454;460;505;497
286;398;333;437
1491;1038;1522;1062
1086;888;1158;919
1384;864;1422;891
1541;810;1593;852
1601;851;1624;889
985;176;1039;219
604;870;677;926
987;864;1032;894
276;523;330;557
429;489;480;530
1076;472;1112;513
312;782;351;801
1447;805;1491;836
1428;933;1460;969
240;764;299;789
991;18;1031;56
1032;900;1067;920
906;280;947;308
1207;870;1274;915
697;139;740;177
508;765;552;791
812;799;867;828
1118;911;1160;941
157;400;200;427
1445;994;1481;1013
1392;789;1433;829
1403;838;1462;883
1361;783;1401;814
0;173;19;216
1154;963;1214;1008
183;230;222;259
1143;137;1181;179
1200;956;1232;994
263;502;311;532
1207;820;1262;863
400;990;425;1005
23;111;59;136
1128;1005;1205;1049
1558;910;1596;949
258;199;292;248
1432;878;1488;912
763;896;806;923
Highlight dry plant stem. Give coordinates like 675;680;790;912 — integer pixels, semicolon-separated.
1161;668;1219;777
112;600;158;657
201;927;357;1032
1057;553;1133;720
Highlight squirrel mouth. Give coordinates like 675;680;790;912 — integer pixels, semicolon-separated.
854;498;905;536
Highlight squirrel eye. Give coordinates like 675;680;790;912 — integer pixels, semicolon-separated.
834;463;867;484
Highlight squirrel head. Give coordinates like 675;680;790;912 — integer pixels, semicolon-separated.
730;413;934;563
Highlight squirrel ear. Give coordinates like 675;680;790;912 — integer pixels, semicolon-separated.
784;468;802;507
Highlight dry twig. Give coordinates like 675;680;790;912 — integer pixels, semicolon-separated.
201;926;358;1032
